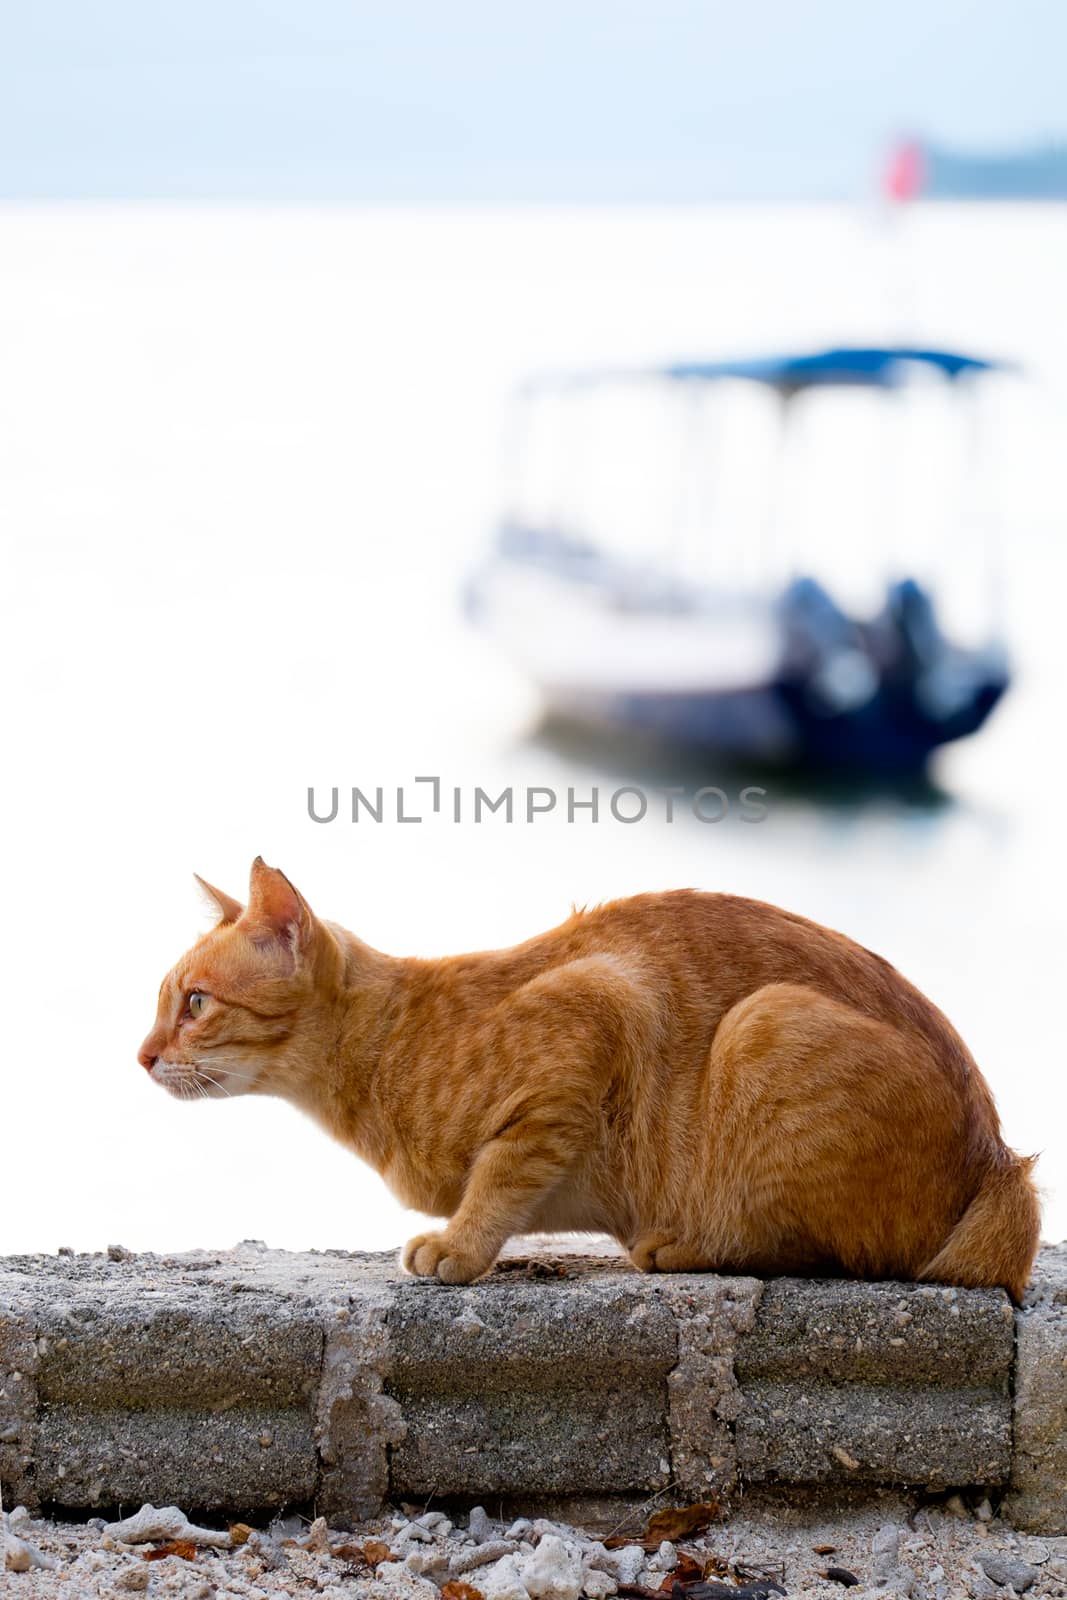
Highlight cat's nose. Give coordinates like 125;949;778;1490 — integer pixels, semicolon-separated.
138;1043;158;1072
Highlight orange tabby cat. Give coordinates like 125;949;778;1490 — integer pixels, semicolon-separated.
138;858;1039;1299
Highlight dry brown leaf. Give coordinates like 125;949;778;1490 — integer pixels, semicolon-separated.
332;1542;368;1563
644;1503;721;1545
655;1548;713;1587
441;1582;485;1600
361;1539;393;1566
812;1544;837;1556
674;1552;705;1583
143;1540;198;1563
228;1524;253;1547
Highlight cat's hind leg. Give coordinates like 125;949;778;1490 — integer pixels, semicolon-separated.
691;980;988;1284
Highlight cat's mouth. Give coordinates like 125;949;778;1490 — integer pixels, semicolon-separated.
152;1059;236;1101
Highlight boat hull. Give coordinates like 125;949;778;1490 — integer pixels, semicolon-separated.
541;674;1008;773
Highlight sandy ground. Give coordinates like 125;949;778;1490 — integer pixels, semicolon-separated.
3;1492;1065;1600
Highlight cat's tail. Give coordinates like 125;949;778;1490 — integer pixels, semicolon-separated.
918;1150;1040;1304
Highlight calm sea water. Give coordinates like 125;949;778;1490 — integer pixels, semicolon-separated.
2;204;1065;1254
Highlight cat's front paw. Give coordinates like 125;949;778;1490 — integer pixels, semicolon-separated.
400;1231;488;1285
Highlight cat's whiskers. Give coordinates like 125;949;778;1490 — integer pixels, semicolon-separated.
191;1059;260;1098
195;1071;234;1098
197;1058;258;1082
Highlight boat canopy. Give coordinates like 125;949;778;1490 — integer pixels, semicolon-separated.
524;346;1001;396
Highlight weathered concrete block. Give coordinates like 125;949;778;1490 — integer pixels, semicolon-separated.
0;1276;39;1509
4;1251;324;1512
737;1382;1009;1486
34;1406;317;1510
1004;1243;1067;1535
386;1272;677;1497
35;1299;321;1410
738;1278;1015;1387
735;1278;1015;1488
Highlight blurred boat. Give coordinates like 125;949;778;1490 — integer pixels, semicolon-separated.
885;136;1067;202
466;347;1012;773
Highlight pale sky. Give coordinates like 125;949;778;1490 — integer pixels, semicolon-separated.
1;0;1065;201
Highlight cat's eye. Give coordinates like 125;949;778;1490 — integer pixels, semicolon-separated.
187;992;208;1018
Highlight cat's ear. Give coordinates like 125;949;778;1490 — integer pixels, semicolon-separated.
194;873;244;926
244;856;315;960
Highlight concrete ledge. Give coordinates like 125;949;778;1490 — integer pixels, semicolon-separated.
1;1242;1064;1534
388;1274;679;1501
